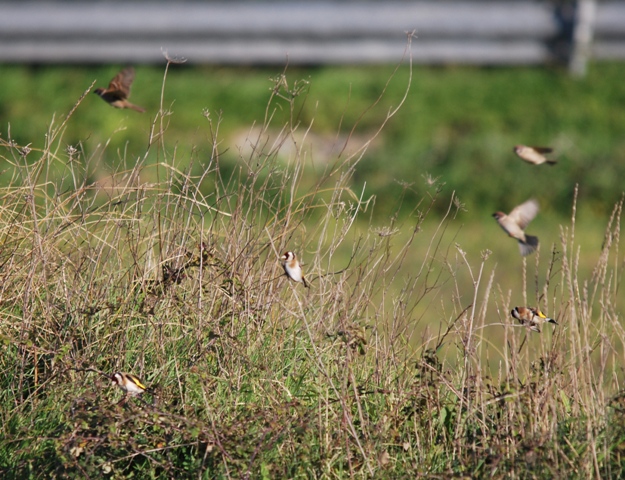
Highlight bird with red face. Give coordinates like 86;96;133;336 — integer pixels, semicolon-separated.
281;251;309;288
111;372;148;397
511;306;557;333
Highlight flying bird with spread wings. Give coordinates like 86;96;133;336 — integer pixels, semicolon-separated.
492;198;540;256
94;67;146;113
514;145;556;165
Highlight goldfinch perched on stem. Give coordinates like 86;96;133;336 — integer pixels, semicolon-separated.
281;251;309;288
492;198;540;256
111;372;148;397
511;306;557;333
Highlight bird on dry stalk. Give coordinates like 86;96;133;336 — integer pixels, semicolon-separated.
94;67;146;112
511;306;557;333
492;198;540;256
281;251;309;288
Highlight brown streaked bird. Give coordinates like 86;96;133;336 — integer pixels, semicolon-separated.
280;251;309;288
94;67;146;112
492;198;540;256
111;372;148;397
514;145;556;165
511;306;557;333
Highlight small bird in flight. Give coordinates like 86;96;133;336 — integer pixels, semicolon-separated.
511;306;557;333
94;67;145;112
514;145;556;165
281;251;309;288
492;198;540;256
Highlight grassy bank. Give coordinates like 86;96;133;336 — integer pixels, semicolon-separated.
1;61;625;477
1;62;624;217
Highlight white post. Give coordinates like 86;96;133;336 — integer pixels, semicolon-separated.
569;0;598;77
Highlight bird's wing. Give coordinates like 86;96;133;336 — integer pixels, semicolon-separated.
127;373;147;390
509;199;539;229
530;146;553;154
107;67;135;98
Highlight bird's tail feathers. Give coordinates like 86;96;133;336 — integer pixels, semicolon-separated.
127;102;146;113
519;235;539;256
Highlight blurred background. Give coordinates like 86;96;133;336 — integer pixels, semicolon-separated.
1;0;624;265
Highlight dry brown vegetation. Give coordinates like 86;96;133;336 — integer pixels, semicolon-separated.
1;61;625;479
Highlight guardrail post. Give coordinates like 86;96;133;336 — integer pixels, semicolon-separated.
569;0;598;77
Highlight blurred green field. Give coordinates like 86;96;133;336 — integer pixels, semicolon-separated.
1;62;624;218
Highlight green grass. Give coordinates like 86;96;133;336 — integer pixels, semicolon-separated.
1;62;625;216
1;61;625;477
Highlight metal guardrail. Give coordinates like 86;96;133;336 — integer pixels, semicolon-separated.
0;1;622;67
